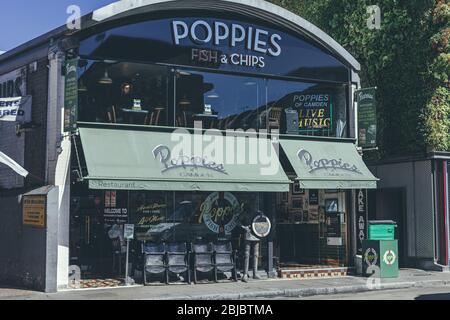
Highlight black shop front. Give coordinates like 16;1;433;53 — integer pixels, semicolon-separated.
66;0;377;285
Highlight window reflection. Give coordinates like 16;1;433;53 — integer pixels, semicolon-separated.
175;70;266;131
77;61;348;137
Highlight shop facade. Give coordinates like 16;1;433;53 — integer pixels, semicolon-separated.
0;0;377;292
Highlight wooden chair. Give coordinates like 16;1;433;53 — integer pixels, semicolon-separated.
146;108;164;126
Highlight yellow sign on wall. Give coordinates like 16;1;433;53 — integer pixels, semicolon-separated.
23;195;46;228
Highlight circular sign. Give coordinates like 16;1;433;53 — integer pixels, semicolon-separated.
252;214;272;238
383;249;396;265
200;192;242;235
364;248;378;266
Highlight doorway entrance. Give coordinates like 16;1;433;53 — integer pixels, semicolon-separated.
368;188;407;267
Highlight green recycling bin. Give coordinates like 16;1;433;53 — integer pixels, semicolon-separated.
363;221;399;278
368;220;397;240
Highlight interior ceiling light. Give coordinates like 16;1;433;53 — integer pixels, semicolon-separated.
179;95;191;106
99;70;113;85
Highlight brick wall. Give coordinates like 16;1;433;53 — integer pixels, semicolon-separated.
24;59;48;188
0;58;49;291
0;68;26;188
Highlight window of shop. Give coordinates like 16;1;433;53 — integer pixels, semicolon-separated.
77;60;171;126
174;69;266;130
77;60;348;137
70;186;270;278
275;186;348;267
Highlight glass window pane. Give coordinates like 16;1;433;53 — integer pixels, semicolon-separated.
78;60;170;126
267;79;348;137
175;69;266;131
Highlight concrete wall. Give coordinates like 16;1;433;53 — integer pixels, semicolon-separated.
0;192;47;290
370;160;435;261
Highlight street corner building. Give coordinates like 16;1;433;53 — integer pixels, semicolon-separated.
0;0;392;293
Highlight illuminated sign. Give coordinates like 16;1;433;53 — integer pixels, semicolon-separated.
172;19;282;69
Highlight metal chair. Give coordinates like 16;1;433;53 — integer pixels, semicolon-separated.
143;242;168;285
166;242;191;284
192;242;215;284
213;241;238;282
268;106;283;131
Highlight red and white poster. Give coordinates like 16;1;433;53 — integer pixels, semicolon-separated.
105;191;111;207
110;191;117;208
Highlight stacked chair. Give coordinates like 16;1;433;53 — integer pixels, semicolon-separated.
143;241;238;285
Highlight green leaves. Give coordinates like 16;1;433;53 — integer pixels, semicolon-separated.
268;0;450;156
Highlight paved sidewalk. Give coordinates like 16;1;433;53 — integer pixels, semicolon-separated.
1;269;450;300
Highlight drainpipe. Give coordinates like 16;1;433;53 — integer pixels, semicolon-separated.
442;161;449;265
423;159;449;271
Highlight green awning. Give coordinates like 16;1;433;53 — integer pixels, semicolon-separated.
280;139;378;189
78;126;290;192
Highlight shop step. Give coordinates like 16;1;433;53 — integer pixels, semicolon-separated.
278;267;351;279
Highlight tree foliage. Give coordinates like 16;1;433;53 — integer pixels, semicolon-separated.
269;0;450;157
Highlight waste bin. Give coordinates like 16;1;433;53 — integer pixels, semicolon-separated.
363;221;399;278
368;220;397;240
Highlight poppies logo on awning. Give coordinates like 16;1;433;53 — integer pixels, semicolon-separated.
297;149;362;175
153;144;228;175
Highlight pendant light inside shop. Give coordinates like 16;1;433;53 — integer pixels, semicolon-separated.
99;69;113;85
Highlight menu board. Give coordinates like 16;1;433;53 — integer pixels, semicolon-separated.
64;59;78;132
357;88;377;148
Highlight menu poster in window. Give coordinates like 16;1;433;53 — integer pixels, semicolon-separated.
132;195;167;239
309;189;319;205
308;206;319;224
103;191;128;226
325;199;342;245
326;213;341;237
105;191;111;208
110;191;117;207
